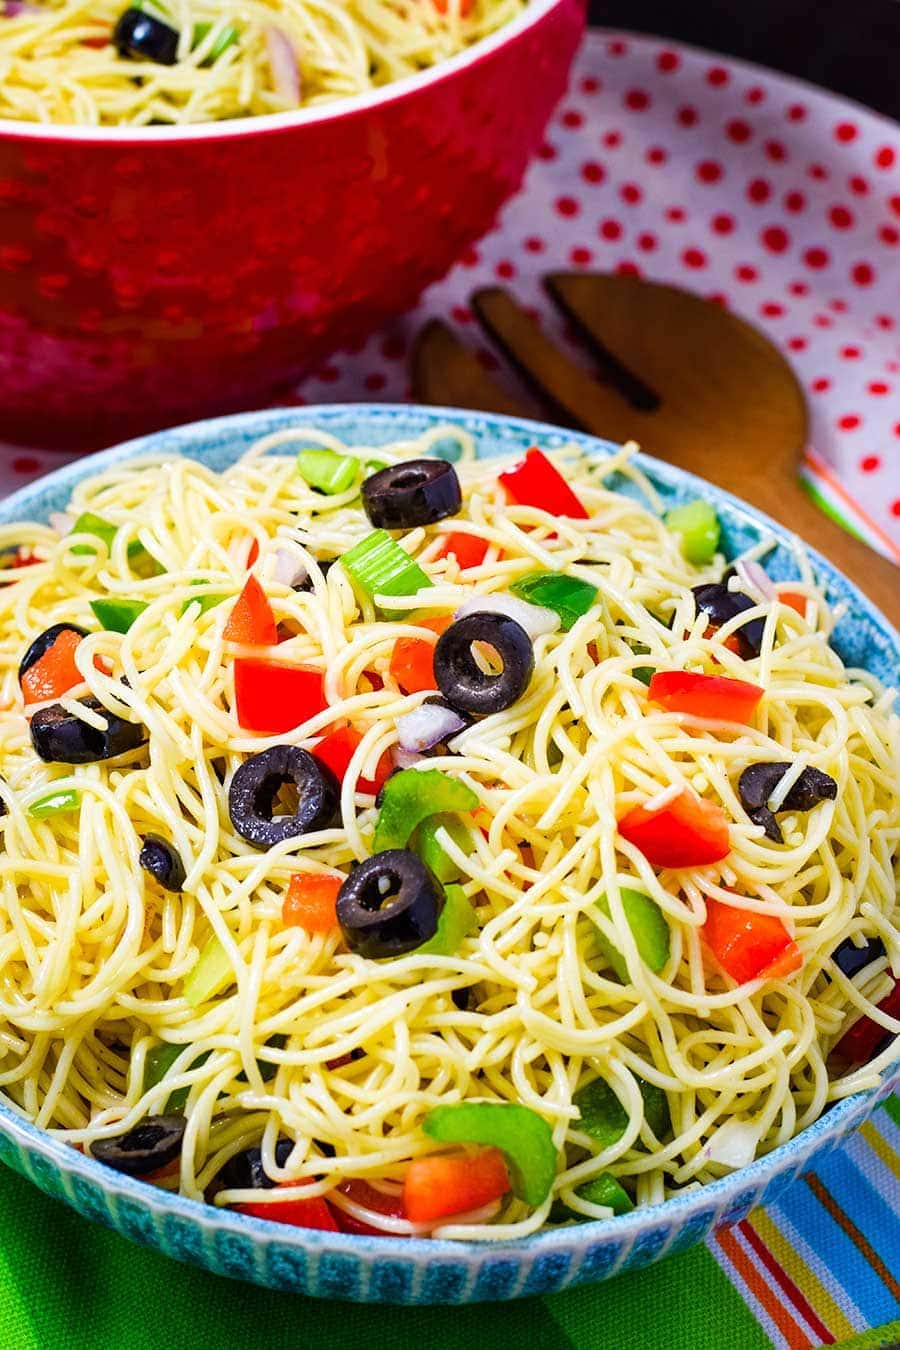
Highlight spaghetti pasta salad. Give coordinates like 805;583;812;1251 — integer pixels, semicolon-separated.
0;425;897;1241
0;0;525;126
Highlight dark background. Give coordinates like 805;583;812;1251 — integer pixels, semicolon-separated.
588;0;900;122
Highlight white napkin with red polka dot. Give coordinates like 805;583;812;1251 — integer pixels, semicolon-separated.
1;30;897;560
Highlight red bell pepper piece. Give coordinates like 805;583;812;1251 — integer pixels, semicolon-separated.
779;590;808;618
437;532;491;571
403;1148;510;1223
389;616;453;695
619;789;730;867
223;576;277;646
21;628;87;704
702;898;802;983
648;671;764;724
434;0;473;14
234;1182;339;1231
499;448;589;520
334;1179;409;1237
832;980;900;1065
234;658;326;733
282;872;343;933
313;724;392;794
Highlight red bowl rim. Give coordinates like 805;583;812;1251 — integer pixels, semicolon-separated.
0;0;573;145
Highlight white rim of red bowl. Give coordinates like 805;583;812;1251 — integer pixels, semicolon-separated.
0;0;567;143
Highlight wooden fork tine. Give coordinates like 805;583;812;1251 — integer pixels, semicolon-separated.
410;318;532;418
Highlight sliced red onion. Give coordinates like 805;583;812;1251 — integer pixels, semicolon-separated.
397;702;466;753
703;1119;760;1169
454;593;559;639
735;559;776;602
3;3;39;16
273;547;306;588
265;27;301;106
391;745;427;770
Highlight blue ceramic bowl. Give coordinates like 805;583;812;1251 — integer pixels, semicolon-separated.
0;405;896;1305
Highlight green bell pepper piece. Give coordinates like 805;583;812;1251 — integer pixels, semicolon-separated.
363;459;388;477
509;571;598;631
373;769;478;854
413;814;471;883
595;887;670;982
235;1034;288;1084
423;1102;558;1206
183;935;234;1007
29;788;81;819
297;448;359;496
143;1042;212;1113
70;512;161;575
576;1171;634;1214
416;884;477;956
664;500;721;566
180;580;227;616
89;598;148;634
574;1075;671;1146
194;19;240;61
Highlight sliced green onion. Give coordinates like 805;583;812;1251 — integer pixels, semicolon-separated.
423;1101;557;1206
417;884;477;956
193;19;239;61
664;500;721;565
342;530;432;607
297;448;359;496
595;887;670;982
413;814;471;883
89;598;148;634
576;1171;633;1215
509;571;598;631
29;788;81;818
183;935;234;1008
373;769;478;853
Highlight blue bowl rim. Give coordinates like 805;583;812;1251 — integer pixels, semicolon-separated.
0;400;896;1268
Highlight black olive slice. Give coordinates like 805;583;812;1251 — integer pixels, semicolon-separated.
30;698;147;764
228;745;340;848
217;1138;295;1192
91;1115;185;1176
434;612;534;716
18;623;89;682
692;583;765;658
140;834;187;892
831;935;885;979
780;767;838;812
292;559;336;593
113;7;180;64
362;460;462;530
335;849;444;958
738;761;838;843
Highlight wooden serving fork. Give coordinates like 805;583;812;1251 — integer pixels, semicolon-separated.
411;272;898;627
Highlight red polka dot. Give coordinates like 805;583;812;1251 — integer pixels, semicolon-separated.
890;196;900;218
603;130;622;149
829;205;855;229
837;414;861;430
876;314;895;329
874;146;897;169
625;88;651;111
834;122;858;142
841;345;862;360
607;39;627;56
736;264;759;283
879;225;899;245
460;246;480;267
808;163;829;181
788;336;807;351
580;76;600;95
363;372;386;392
706;292;729;307
707;65;729;86
12;456;39;474
657;50;680;72
747;178;771;204
599;219;623;241
562;109;584;129
745;86;766;104
615;260;642;276
726;119;752;143
646;146;668;165
804;247;830;269
762;226;790;253
524;236;545;253
712;213;735;234
581;161;606;184
868;381;890;396
813;314;834;328
892;501;900;516
787;103;807;121
555;196;579;217
620;183;643;205
677;105;699;127
537;142;557;161
761;301;785;317
829;299;848;313
682;247;708;269
849;175;869;196
570;246;593;266
495;260;516;279
696;159;724;183
860;455;881;472
637;232;658;252
765;139;787;162
852;262;875;286
784;191;806;213
451;305;473;324
788;281;809;296
666;207;687;223
812;378;831;392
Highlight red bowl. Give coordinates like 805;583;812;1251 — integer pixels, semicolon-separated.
0;0;584;450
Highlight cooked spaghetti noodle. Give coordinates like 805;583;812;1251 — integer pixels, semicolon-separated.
0;0;525;126
0;425;896;1240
